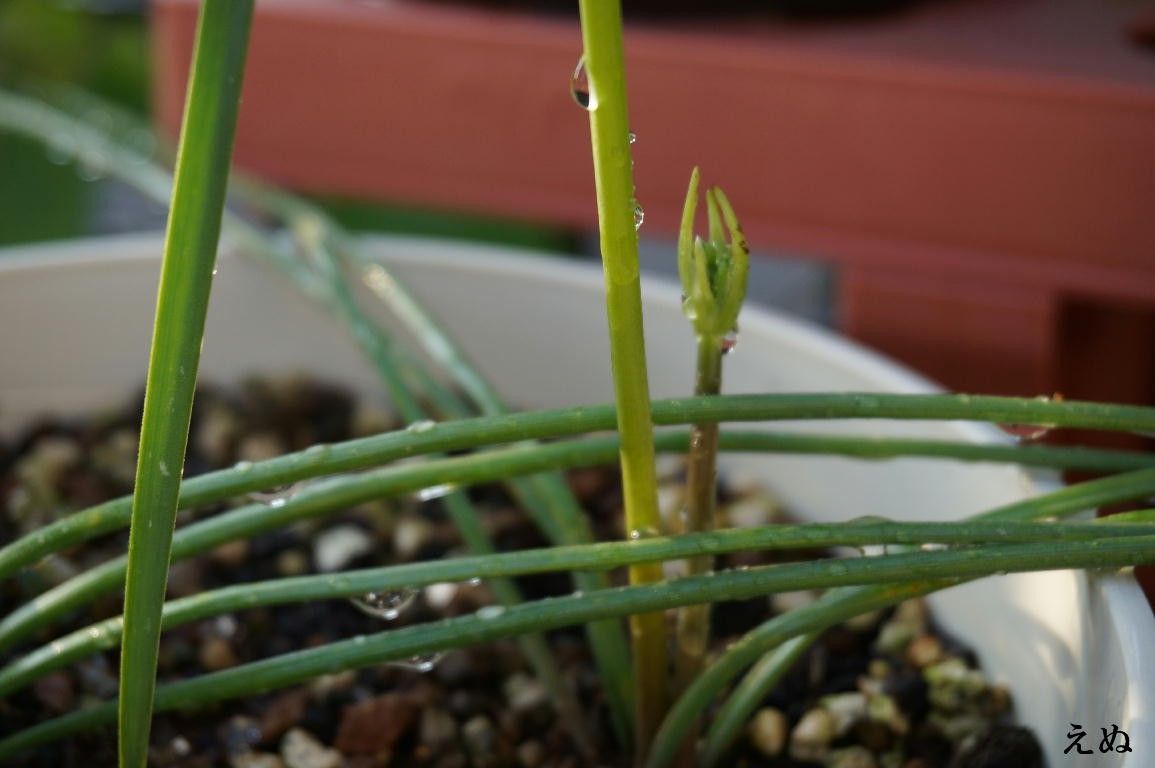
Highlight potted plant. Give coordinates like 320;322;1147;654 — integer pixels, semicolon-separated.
0;2;1153;767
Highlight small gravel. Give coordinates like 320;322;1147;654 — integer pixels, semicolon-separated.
0;377;1043;768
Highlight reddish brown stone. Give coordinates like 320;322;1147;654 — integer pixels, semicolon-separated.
334;693;420;755
33;671;75;714
258;689;310;744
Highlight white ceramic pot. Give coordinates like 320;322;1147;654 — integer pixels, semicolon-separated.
0;234;1150;766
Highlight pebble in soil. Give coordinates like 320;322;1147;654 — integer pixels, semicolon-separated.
0;376;1043;767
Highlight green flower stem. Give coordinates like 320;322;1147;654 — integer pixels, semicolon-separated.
6;528;1155;762
5;401;1155;584
663;469;1155;768
673;170;751;711
673;172;751;706
3;515;1153;700
117;3;253;767
578;0;667;750
675;335;724;696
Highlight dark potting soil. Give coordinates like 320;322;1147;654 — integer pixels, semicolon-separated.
0;377;1043;768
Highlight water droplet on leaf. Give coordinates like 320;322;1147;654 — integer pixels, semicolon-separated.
407;419;436;434
250;483;299;506
45;131;73;165
351;588;417;620
390;652;443;672
77;148;104;182
415;483;455;502
633;203;645;231
477;605;506;620
629;526;660;541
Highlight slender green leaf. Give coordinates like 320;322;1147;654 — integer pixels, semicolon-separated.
3;515;1153;700
4;530;1155;761
117;3;253;767
3;434;1155;654
4;415;1154;584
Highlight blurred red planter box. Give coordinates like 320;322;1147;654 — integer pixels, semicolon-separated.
151;0;1155;407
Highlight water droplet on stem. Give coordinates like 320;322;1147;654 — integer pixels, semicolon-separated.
997;423;1053;442
570;55;594;110
721;329;739;355
477;605;506;620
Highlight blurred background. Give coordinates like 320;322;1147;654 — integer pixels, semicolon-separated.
2;0;1154;411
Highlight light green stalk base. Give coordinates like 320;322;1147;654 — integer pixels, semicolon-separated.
578;0;667;757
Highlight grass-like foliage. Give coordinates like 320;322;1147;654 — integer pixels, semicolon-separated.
1;1;1155;767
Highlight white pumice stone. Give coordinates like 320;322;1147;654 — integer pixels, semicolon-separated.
747;707;788;757
280;728;341;768
826;745;877;768
790;708;836;762
313;525;373;573
820;692;867;736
